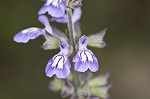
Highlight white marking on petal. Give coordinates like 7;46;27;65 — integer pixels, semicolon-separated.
45;0;63;7
51;56;62;67
22;28;38;34
51;55;66;69
57;57;64;69
81;51;87;62
46;0;53;5
52;0;58;6
85;51;93;62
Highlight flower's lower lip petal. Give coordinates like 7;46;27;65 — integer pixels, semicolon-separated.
64;59;71;68
13;32;29;43
45;66;56;78
72;52;80;62
45;58;53;73
56;67;70;78
88;60;99;72
13;28;44;43
74;61;89;72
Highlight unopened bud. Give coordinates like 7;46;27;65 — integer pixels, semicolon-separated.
69;0;82;9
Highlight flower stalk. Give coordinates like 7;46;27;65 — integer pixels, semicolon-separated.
66;7;75;46
66;6;79;94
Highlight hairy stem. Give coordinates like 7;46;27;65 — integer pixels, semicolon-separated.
66;7;79;94
66;8;75;46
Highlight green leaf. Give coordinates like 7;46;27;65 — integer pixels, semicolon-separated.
88;73;109;87
42;35;60;50
91;84;111;99
88;28;107;48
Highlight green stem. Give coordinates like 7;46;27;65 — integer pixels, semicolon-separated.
66;7;79;93
66;8;75;46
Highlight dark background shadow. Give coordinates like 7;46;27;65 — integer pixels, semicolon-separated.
0;0;150;99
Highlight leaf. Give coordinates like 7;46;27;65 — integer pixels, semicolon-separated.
41;34;60;50
91;84;111;99
88;28;107;48
88;73;110;87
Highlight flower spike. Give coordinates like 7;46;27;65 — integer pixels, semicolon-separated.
73;35;99;72
45;41;71;78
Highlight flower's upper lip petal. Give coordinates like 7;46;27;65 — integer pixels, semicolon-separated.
79;35;88;45
38;15;52;34
59;41;68;49
59;41;70;55
72;8;82;23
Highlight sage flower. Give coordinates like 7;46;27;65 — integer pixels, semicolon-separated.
45;41;71;78
73;35;99;72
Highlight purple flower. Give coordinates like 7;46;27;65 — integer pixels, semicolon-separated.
45;41;71;78
13;15;53;43
51;7;82;23
73;35;99;72
38;0;66;18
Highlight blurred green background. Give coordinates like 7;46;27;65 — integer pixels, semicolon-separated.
0;0;150;99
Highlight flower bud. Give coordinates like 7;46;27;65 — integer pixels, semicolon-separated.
69;0;82;9
48;78;63;92
61;80;74;98
77;80;91;99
